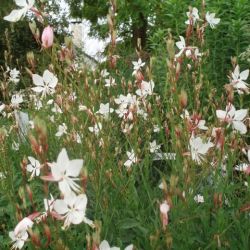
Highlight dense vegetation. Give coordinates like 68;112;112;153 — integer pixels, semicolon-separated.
0;0;249;249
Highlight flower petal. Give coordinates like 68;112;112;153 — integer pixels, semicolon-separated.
66;159;83;177
233;121;247;134
32;74;44;86
53;199;68;215
234;109;248;121
3;8;26;22
240;69;249;80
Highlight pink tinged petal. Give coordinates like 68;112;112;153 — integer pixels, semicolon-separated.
14;217;33;235
51;164;63;181
40;174;57;181
28;212;41;221
232;121;247;134
50;211;63;220
234;109;248;121
247;150;250;163
66;159;83;177
32;74;44;86
245;166;250;175
216;110;226;120
53;199;69;215
41;26;54;49
240;69;249;80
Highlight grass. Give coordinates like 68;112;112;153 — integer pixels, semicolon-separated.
0;1;250;250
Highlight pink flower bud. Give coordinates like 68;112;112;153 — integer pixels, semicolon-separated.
160;200;170;230
42;26;54;49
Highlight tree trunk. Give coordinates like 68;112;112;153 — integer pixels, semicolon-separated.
132;12;148;50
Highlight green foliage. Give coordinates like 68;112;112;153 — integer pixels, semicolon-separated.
0;1;250;250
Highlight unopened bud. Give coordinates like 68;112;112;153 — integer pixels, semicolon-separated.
26;51;35;68
44;224;51;247
231;56;237;67
29;21;37;35
167;38;175;59
30;230;41;247
179;89;188;108
26;185;33;204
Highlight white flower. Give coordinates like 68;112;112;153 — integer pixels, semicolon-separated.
51;103;63;113
216;104;248;134
12;141;20;151
99;240;120;250
153;124;160;133
132;58;145;75
196;119;208;130
230;65;249;94
4;0;35;22
189;135;214;164
0;103;5;113
32;70;58;98
185;7;199;25
149;140;161;153
235;149;250;175
175;36;186;58
9;230;28;249
96;103;114;118
181;110;208;130
55;123;68;137
194;48;202;59
160;200;170;227
135;80;154;97
121;123;133;134
75;133;82;144
88;123;102;135
53;192;93;229
79;104;88;111
0;172;6;179
49;148;84;195
26;156;41;179
205;12;220;29
124;150;138;169
9;68;20;83
11;94;23;108
100;69;110;78
104;78;116;87
9;217;33;250
160;200;170;214
194;194;204;203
